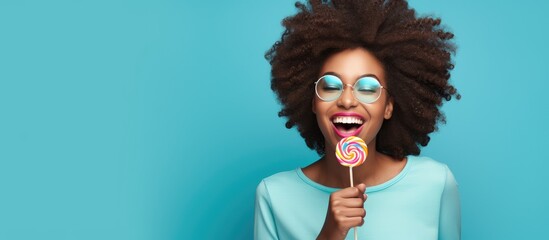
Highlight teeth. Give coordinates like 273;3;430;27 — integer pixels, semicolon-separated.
332;116;363;125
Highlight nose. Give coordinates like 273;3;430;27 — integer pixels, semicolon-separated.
336;84;358;109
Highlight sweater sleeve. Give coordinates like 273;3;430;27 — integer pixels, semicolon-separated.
254;180;279;240
438;165;461;240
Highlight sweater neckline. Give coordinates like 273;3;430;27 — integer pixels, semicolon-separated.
296;156;413;193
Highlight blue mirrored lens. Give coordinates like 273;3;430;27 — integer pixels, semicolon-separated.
355;77;382;103
316;75;343;101
322;75;343;90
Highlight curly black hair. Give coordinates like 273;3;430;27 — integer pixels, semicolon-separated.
266;0;460;159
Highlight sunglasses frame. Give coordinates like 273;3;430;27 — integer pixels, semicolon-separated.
314;74;386;104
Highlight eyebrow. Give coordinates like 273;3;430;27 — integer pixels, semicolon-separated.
358;73;380;80
321;71;380;80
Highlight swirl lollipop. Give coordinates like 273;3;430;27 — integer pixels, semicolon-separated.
336;136;368;168
335;136;368;240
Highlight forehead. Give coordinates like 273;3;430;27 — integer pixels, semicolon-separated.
319;48;385;84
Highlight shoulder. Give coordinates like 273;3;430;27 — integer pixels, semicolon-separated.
409;155;448;171
256;169;301;196
408;155;455;179
406;155;458;192
262;169;300;183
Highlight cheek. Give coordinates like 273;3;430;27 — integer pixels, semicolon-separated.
313;101;332;133
313;98;328;115
362;102;387;117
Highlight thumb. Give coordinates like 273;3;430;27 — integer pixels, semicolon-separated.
356;183;366;194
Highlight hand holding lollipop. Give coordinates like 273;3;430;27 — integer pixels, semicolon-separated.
336;136;368;240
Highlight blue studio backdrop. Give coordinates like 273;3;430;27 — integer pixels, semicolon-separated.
1;0;548;239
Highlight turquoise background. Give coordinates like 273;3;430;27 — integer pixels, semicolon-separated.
1;0;547;239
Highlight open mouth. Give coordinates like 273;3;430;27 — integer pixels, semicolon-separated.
331;115;364;137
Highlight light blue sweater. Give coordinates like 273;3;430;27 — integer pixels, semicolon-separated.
254;156;460;240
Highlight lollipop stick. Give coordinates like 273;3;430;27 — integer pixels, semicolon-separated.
349;167;354;186
349;167;358;240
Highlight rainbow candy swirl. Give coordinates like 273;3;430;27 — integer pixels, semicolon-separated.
335;136;368;167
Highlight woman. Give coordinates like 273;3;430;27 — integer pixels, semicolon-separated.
255;0;461;239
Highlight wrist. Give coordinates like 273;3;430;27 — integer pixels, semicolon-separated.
317;227;347;240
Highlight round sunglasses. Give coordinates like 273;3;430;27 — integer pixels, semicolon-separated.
314;74;386;104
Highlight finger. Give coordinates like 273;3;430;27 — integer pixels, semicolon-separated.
338;198;365;208
341;216;365;228
338;208;366;218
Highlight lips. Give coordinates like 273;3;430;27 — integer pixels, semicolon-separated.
331;112;365;138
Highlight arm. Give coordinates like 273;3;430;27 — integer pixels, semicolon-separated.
439;165;461;240
254;180;279;240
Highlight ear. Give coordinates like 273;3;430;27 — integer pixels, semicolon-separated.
384;97;393;119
